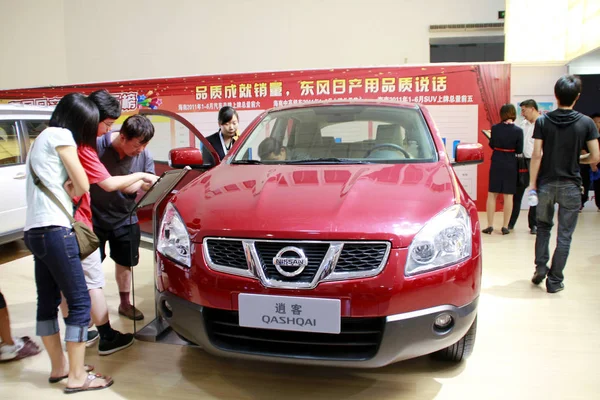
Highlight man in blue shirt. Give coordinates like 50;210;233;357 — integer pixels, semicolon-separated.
91;114;157;320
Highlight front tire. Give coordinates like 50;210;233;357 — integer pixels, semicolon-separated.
431;316;477;362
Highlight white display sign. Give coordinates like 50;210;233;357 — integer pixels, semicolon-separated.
238;293;341;334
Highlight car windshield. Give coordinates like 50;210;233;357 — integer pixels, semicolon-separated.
232;105;437;164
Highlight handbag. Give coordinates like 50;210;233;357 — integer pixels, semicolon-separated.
28;160;99;260
517;155;529;187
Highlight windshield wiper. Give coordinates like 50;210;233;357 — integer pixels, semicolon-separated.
231;159;263;164
286;157;371;164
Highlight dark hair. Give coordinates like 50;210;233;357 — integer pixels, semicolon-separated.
499;104;517;122
218;106;239;125
88;89;121;121
554;75;582;107
590;113;600;119
49;93;99;148
120;115;154;144
519;99;538;111
258;137;285;159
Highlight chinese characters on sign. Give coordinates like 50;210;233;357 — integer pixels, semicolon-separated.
114;92;139;111
296;76;448;96
275;303;303;315
8;91;139;112
178;101;263;112
186;75;456;111
196;82;284;100
265;301;315;327
8;96;62;107
377;95;474;104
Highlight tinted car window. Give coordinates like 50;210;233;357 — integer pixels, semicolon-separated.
22;119;50;152
233;105;436;163
0;120;21;166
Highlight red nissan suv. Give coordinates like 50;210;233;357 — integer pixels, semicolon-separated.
149;101;483;367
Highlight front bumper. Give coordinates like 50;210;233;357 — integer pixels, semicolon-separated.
156;290;478;368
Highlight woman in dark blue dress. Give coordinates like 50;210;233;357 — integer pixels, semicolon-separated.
482;104;524;235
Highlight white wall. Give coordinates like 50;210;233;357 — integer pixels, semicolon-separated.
1;0;505;89
568;47;600;75
0;0;68;89
510;64;567;100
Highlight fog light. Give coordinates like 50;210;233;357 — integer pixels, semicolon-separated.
434;313;453;330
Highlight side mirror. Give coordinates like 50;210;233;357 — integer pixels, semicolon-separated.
169;147;204;169
452;143;484;166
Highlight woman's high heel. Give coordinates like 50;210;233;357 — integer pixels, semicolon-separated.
501;227;510;235
482;227;493;234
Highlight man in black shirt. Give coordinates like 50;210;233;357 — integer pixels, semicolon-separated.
529;75;600;293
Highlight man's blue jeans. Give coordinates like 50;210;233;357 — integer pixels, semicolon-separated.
534;180;581;287
24;226;91;342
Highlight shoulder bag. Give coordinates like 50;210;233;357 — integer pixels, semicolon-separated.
28;155;99;260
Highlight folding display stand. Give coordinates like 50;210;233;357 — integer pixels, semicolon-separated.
129;167;191;343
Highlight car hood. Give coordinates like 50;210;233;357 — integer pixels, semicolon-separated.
172;163;457;248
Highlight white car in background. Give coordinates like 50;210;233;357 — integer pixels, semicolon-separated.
0;105;53;245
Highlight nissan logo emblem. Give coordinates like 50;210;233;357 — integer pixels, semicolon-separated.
272;246;309;277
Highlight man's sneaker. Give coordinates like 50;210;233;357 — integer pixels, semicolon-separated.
547;282;565;294
118;305;144;321
86;330;100;347
98;332;135;356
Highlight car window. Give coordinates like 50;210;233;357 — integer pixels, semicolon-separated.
0;120;21;166
22;119;50;153
233;105;436;163
142;114;216;166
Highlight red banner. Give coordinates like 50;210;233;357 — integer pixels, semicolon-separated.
0;64;510;209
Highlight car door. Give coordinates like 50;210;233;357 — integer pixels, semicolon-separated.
0;116;51;244
136;109;220;235
0;119;27;241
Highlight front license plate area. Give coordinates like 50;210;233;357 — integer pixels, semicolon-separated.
238;293;341;334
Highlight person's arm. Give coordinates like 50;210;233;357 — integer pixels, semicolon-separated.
97;172;154;192
581;139;600;165
57;146;89;197
516;128;524;154
488;126;496;149
121;173;158;194
529;139;543;190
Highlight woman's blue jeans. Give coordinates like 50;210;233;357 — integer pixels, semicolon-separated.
24;226;90;342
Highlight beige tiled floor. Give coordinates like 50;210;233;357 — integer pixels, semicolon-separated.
1;211;599;399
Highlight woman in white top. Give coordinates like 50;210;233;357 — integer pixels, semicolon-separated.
23;93;112;393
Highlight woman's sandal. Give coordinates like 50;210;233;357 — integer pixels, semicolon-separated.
64;373;113;394
49;364;95;384
501;227;510;235
482;227;493;234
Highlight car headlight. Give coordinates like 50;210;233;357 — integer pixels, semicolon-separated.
157;202;191;268
405;205;472;276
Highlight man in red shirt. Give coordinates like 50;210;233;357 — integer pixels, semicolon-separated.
72;144;155;355
60;92;157;357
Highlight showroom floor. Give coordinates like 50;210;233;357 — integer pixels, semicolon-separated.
0;211;598;400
